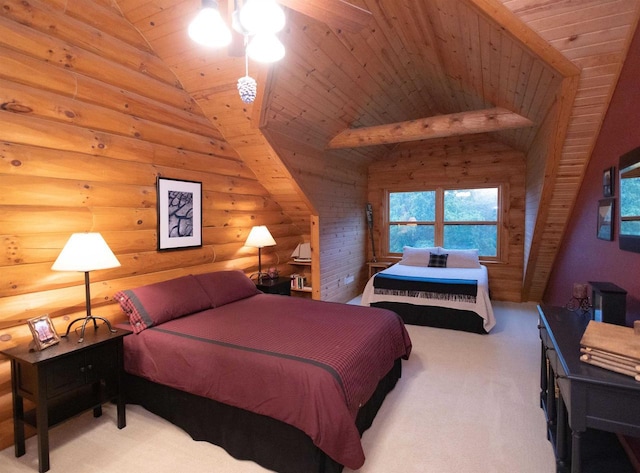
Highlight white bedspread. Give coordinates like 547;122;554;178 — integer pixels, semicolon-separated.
361;264;496;332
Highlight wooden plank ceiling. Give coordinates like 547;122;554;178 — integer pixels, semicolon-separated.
114;0;640;301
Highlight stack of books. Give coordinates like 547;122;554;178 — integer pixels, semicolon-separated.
579;320;640;381
290;274;306;290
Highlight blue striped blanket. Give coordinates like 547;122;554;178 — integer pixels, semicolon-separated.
373;272;477;303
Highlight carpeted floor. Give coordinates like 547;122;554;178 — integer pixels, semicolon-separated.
0;301;556;472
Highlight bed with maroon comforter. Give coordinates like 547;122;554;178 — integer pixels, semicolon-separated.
115;270;412;473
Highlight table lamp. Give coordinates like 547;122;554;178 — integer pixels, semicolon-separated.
52;232;121;342
245;225;276;282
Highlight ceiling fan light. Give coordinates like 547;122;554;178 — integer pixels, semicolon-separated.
239;0;286;35
247;33;285;63
188;4;232;48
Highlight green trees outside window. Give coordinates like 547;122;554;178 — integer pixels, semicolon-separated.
388;188;499;256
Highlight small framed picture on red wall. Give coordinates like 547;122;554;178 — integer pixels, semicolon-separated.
603;166;614;197
597;198;614;241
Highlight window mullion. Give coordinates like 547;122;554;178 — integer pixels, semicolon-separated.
435;189;444;246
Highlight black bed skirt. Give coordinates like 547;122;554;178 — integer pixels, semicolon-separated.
371;301;487;334
124;358;402;473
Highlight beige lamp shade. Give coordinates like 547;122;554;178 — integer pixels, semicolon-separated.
245;225;276;248
52;233;121;272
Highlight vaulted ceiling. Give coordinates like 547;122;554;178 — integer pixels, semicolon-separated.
114;0;640;301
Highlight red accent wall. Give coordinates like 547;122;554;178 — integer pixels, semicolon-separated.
543;24;640;324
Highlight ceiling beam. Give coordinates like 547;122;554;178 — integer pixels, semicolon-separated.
327;108;534;149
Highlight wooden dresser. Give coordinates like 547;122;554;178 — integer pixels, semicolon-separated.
538;305;640;472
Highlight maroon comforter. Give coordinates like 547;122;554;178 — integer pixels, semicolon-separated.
123;294;412;469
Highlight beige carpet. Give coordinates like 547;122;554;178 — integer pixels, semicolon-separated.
0;301;556;473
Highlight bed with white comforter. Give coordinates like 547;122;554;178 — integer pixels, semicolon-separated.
361;247;496;334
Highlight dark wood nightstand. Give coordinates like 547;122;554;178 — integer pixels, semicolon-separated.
255;277;291;296
367;261;393;279
0;326;131;473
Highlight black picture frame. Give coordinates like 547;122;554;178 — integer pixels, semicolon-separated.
596;198;614;241
157;177;202;251
603;166;614;197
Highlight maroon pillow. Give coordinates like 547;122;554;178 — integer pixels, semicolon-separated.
114;275;212;334
194;270;260;307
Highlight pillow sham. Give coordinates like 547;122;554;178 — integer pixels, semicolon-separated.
114;275;212;334
194;270;260;308
428;253;448;268
443;248;481;268
399;246;441;266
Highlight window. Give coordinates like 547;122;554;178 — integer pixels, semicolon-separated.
387;187;500;257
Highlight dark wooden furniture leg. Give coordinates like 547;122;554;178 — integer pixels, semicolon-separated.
36;368;49;473
540;340;548;407
571;430;582;473
116;340;126;429
556;391;568;471
11;360;26;458
547;362;556;435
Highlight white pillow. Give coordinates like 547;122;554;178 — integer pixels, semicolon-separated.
442;248;481;268
399;246;441;266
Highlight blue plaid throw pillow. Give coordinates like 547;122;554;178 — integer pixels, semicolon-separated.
428;253;448;268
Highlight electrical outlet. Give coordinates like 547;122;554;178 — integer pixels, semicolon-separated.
344;275;354;285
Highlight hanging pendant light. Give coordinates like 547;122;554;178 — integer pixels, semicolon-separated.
246;32;285;63
238;0;286;35
188;0;287;103
188;0;232;48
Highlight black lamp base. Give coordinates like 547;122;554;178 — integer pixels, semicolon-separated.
63;315;117;343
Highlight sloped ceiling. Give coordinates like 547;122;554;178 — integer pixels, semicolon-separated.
115;0;640;301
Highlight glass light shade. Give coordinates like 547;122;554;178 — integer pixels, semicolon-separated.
245;225;276;248
52;233;121;272
239;0;285;35
188;5;232;48
247;33;285;63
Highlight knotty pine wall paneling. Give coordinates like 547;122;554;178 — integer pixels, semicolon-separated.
0;0;302;450
367;136;526;302
265;129;369;303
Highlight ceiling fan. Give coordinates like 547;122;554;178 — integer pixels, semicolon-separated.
190;0;372;102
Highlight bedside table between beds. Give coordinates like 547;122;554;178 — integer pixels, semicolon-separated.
255;277;291;296
367;261;393;279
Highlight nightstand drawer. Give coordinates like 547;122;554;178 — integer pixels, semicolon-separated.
45;343;117;398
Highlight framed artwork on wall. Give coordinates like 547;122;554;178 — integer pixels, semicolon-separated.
27;314;60;351
157;177;202;251
597;198;614;241
603;166;614;197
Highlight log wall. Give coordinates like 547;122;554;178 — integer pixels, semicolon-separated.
0;0;303;450
368;136;526;302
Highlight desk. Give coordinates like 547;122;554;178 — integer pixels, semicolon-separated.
538;305;640;472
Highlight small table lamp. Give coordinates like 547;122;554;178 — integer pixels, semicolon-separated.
52;233;121;342
245;225;276;282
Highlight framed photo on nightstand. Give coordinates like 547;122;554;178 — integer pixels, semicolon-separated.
27;314;60;351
